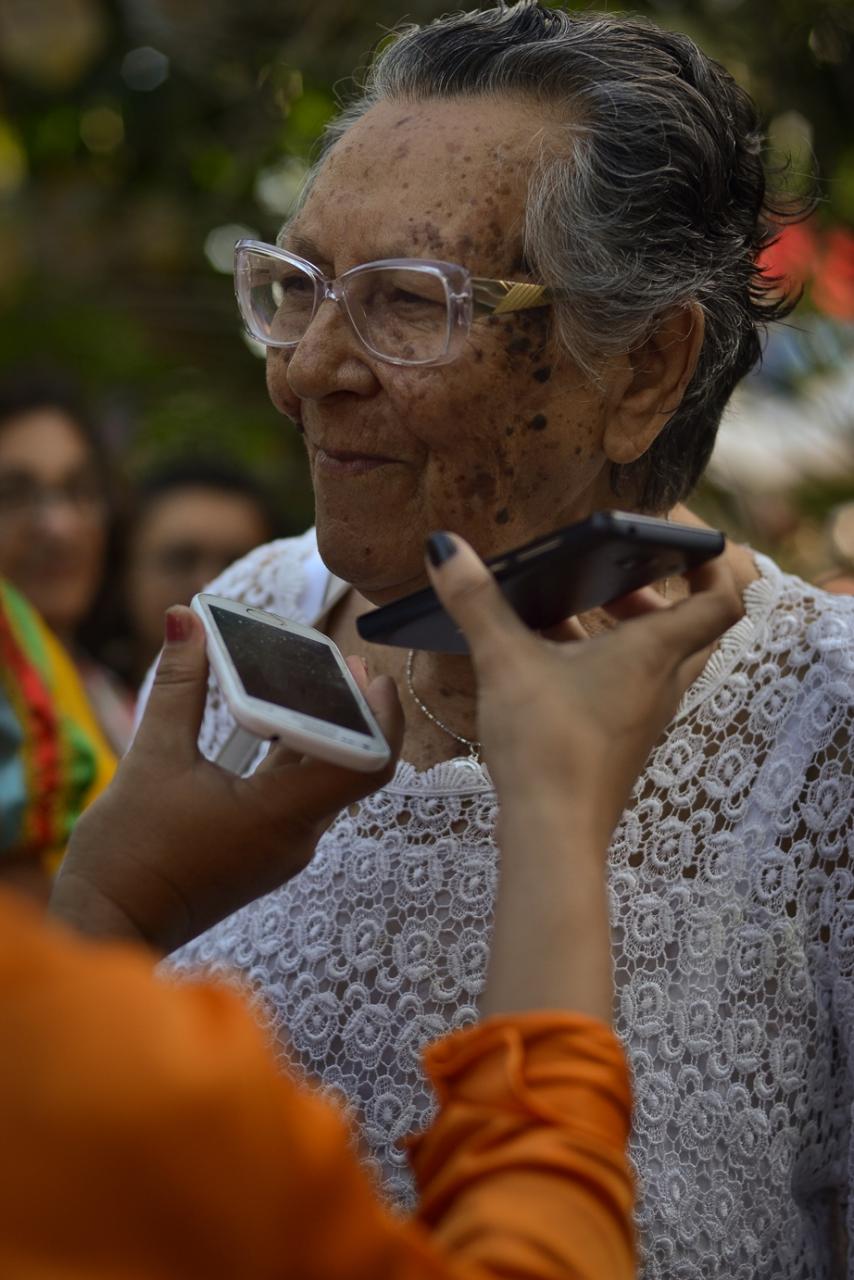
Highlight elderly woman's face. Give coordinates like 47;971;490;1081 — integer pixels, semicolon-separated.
267;97;616;602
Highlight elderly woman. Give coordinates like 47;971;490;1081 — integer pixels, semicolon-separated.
148;6;854;1276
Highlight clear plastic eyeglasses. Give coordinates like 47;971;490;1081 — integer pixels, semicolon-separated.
234;239;553;368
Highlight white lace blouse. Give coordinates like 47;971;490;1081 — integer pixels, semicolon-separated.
160;529;854;1279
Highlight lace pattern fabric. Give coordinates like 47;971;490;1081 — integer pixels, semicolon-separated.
165;531;854;1278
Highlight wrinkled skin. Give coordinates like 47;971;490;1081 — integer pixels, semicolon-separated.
266;97;675;605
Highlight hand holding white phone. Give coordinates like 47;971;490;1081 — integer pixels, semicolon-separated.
191;594;391;773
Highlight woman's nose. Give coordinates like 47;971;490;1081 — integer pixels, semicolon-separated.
282;298;379;403
32;496;86;540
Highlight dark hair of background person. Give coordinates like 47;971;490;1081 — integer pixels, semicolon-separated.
0;369;128;672
320;2;815;512
133;456;283;536
0;371;112;500
117;455;288;684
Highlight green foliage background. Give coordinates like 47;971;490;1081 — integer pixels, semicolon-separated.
0;0;852;540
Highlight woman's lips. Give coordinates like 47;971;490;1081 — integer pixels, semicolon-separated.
314;447;398;475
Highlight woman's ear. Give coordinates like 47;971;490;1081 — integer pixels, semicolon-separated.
602;302;705;465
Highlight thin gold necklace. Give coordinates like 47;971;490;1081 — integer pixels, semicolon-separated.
405;649;482;764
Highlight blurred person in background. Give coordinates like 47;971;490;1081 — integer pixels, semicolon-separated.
816;500;854;595
124;458;280;683
0;373;134;754
0;578;114;903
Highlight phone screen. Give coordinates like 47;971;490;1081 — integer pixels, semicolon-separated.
211;606;371;735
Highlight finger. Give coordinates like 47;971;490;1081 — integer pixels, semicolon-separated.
603;557;739;679
345;655;370;695
670;559;742;690
255;739;304;773
424;532;534;674
363;674;405;761
604;585;670;622
676;640;718;691
134;607;209;761
298;675;403;780
684;551;738;604
250;754;389;843
252;678;404;826
538;616;587;644
636;578;743;668
298;681;401;801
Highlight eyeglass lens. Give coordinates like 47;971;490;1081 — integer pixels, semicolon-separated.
244;250;454;363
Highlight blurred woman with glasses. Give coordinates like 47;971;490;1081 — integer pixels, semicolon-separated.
0;372;134;755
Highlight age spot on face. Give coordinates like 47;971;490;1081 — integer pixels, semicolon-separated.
411;220;443;252
456;469;497;504
532;366;552;383
528;414;548;431
495;507;510;524
507;335;532;355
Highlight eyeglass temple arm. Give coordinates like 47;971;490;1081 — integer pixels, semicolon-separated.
471;277;552;315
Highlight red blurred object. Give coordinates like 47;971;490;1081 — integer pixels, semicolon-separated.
759;222;819;292
759;220;854;320
813;228;854;320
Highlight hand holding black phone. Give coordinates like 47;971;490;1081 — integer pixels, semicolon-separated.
357;510;725;653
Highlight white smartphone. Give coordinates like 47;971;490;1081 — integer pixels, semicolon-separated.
191;593;391;773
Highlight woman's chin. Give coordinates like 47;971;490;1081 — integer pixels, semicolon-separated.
315;530;426;603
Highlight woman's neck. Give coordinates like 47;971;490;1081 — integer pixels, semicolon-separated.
321;504;759;771
323;587;480;768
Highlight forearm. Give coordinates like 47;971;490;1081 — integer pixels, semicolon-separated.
412;1014;635;1280
481;807;613;1024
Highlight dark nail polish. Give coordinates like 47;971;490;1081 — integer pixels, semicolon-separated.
165;609;188;644
426;532;457;567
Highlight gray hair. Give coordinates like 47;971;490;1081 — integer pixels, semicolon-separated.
314;2;804;511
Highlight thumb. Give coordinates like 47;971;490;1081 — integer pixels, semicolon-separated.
133;606;209;761
424;532;531;674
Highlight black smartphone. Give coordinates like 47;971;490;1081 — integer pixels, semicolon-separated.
356;510;725;653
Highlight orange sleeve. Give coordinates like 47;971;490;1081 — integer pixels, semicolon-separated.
0;889;633;1280
412;1015;636;1279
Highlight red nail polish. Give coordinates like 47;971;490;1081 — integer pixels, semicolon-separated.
165;610;188;644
